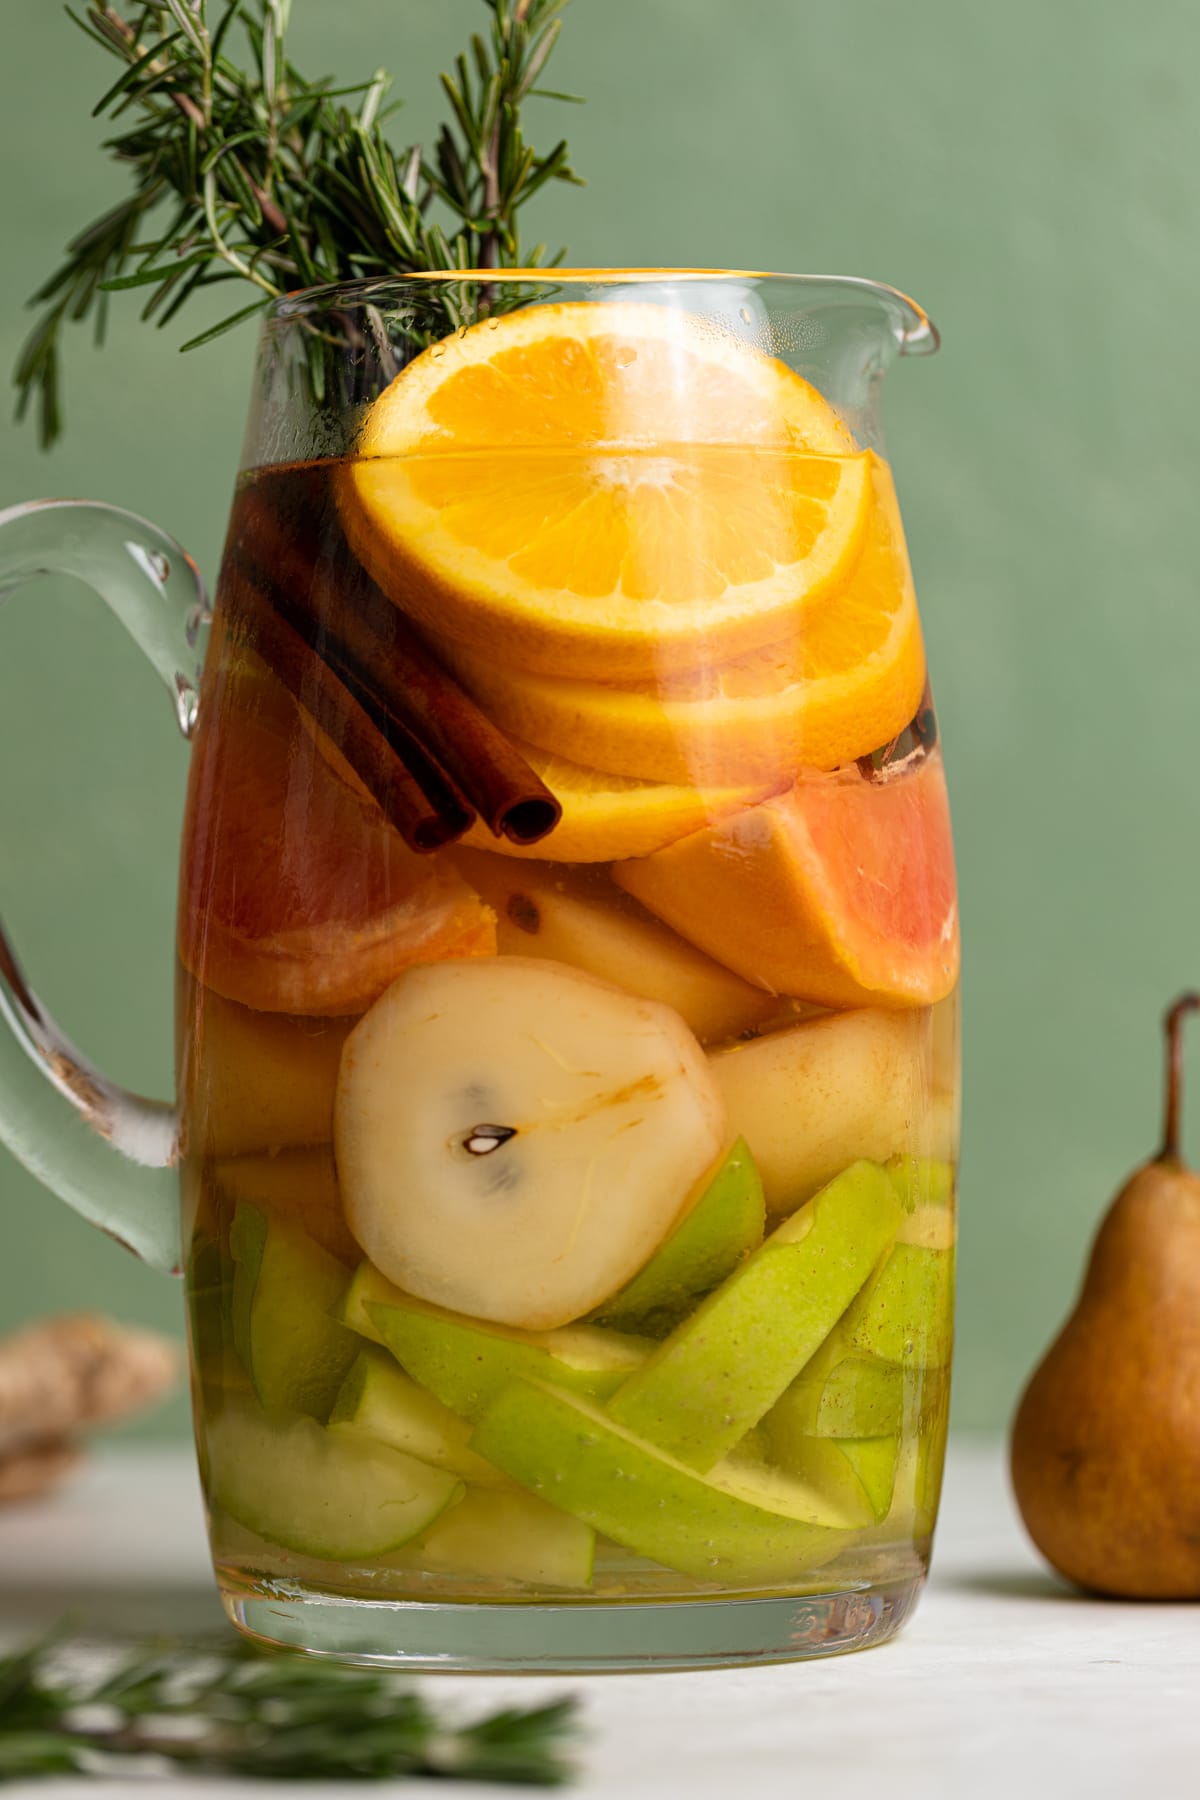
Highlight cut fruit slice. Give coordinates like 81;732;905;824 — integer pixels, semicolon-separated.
366;1287;651;1421
889;1158;956;1223
328;1347;508;1487
179;661;496;1016
447;457;925;787
180;991;353;1159
335;956;727;1329
383;1486;595;1590
206;1398;462;1559
460;739;779;863
212;1148;357;1265
615;750;958;1010
450;851;784;1044
338;300;868;682
773;1347;939;1441
471;1378;860;1585
335;1258;398;1345
230;1202;356;1417
592;1138;766;1336
843;1236;955;1368
606;1161;903;1470
837;1437;901;1520
753;1428;892;1526
708;1007;931;1218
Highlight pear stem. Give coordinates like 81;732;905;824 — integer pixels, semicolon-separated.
1160;992;1200;1161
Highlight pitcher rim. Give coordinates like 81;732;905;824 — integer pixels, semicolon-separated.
268;269;939;355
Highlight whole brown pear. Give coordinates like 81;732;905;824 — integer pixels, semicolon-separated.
1010;993;1200;1597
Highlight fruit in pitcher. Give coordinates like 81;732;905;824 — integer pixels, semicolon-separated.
709;1008;931;1217
385;1486;595;1590
471;1379;860;1585
776;1348;944;1440
446;457;926;788
179;662;496;1016
758;1427;894;1526
451;851;783;1044
606;1161;903;1469
180;990;353;1158
365;1286;651;1420
207;1399;463;1560
592;1138;766;1335
461;738;778;863
338;301;868;682
614;750;958;1010
1011;995;1200;1598
335;956;727;1329
212;1148;357;1264
230;1202;357;1417
842;1208;955;1368
328;1348;507;1487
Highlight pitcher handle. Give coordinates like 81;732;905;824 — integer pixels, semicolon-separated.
0;499;209;1274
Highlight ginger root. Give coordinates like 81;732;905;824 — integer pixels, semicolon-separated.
0;1314;179;1502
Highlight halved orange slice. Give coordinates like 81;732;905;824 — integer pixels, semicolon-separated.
179;660;496;1015
338;302;871;681
459;737;781;863
445;455;925;787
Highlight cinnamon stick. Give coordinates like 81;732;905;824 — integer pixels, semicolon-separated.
237;470;561;846
228;566;472;854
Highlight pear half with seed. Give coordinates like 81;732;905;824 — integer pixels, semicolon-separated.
335;956;727;1330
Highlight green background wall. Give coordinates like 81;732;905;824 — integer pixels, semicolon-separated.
2;0;1197;1441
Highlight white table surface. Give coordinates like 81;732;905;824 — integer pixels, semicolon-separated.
0;1441;1196;1799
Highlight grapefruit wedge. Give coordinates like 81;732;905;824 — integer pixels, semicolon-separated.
614;750;958;1009
179;660;495;1016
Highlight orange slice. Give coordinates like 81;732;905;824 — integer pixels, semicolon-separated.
338;301;870;681
446;455;925;787
460;738;781;863
179;660;496;1015
614;750;958;1009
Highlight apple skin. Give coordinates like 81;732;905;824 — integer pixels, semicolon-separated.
230;1202;356;1418
605;1160;903;1470
592;1137;766;1336
471;1378;862;1585
328;1348;508;1487
206;1399;463;1560
843;1238;955;1368
365;1288;651;1422
383;1485;595;1590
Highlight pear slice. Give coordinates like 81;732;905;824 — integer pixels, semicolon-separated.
328;1347;508;1487
592;1138;766;1336
335;956;727;1329
471;1379;860;1585
212;1148;357;1265
230;1202;356;1417
365;1287;651;1421
709;1009;940;1217
384;1486;595;1590
605;1161;903;1470
206;1398;462;1559
182;990;353;1158
451;850;786;1046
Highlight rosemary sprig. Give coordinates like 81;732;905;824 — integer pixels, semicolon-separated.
0;1631;581;1784
16;0;583;447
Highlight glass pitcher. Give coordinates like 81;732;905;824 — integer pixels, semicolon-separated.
0;271;958;1671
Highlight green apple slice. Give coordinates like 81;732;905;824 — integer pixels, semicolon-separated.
335;1258;397;1344
888;1157;956;1217
837;1438;899;1521
842;1225;954;1368
472;1379;860;1585
230;1202;357;1417
206;1400;463;1559
366;1289;652;1422
605;1160;903;1470
593;1138;765;1336
328;1348;508;1487
384;1485;595;1590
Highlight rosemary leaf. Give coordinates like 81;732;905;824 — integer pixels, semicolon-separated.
16;0;583;447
